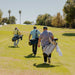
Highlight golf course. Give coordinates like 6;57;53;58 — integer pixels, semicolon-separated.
0;24;75;75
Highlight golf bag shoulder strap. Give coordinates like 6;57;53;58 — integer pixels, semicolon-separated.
48;32;52;44
36;30;37;32
35;30;38;38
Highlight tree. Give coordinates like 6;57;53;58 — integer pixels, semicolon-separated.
10;16;17;24
36;15;43;25
52;13;65;27
42;14;51;25
36;13;52;26
19;10;21;24
23;21;32;24
63;0;75;28
0;9;3;24
2;17;8;24
45;18;52;26
8;10;11;24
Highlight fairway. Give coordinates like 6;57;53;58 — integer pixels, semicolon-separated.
0;24;75;75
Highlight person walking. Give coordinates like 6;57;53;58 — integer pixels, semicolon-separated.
38;26;54;64
29;26;40;56
13;27;21;47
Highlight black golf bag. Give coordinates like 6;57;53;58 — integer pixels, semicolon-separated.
12;35;23;42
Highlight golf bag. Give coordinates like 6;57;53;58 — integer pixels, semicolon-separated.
29;38;38;45
43;38;58;56
12;35;23;42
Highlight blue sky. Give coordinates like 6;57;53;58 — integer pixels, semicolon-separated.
0;0;66;24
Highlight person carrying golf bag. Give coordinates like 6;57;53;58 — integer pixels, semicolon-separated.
12;27;23;47
38;26;55;64
29;26;40;56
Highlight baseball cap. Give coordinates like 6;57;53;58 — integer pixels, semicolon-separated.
34;26;37;29
15;27;18;29
43;26;48;29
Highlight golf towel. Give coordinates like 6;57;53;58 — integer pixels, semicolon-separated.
56;44;62;56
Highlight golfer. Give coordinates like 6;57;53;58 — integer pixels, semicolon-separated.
29;26;40;56
38;26;54;64
13;27;21;47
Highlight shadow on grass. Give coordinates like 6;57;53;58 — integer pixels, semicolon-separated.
63;33;75;36
33;63;60;68
24;53;41;58
8;46;19;48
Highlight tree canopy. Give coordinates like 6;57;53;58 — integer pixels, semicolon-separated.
10;16;17;24
36;13;52;26
0;9;3;24
52;13;65;27
63;0;75;28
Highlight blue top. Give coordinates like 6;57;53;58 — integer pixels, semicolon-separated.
30;29;40;39
39;30;53;47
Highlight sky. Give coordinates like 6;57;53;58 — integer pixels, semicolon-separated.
0;0;66;24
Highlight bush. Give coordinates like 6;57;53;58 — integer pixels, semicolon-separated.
23;21;32;24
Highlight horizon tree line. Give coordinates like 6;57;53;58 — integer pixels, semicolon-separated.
0;9;22;24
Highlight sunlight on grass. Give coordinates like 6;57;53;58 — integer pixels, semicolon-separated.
0;24;75;75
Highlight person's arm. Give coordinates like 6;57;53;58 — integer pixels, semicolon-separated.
29;31;32;41
29;34;31;41
51;35;54;40
18;31;21;35
38;38;41;47
49;32;54;40
50;33;56;45
38;33;42;47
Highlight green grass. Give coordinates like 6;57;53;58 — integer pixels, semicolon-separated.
0;24;75;75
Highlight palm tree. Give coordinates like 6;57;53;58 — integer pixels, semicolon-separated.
0;9;3;24
8;10;11;24
19;10;21;24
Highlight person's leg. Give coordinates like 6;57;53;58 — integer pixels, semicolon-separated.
48;54;51;63
14;41;16;47
32;44;34;54
43;53;47;63
17;39;19;46
34;43;37;56
48;54;51;58
14;35;17;46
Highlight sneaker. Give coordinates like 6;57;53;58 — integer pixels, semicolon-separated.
16;44;18;47
34;54;36;57
14;45;18;47
44;62;47;64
